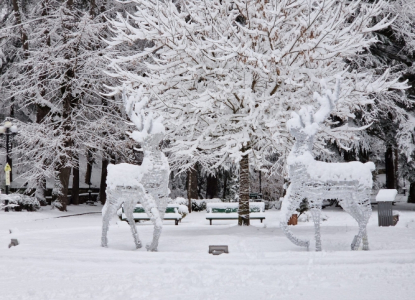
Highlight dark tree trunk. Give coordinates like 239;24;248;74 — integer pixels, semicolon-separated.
187;164;198;213
33;1;51;202
394;148;399;191
89;0;97;17
72;156;79;205
408;182;415;203
53;0;76;211
85;149;94;184
56;166;71;211
238;153;250;226
99;158;109;205
259;171;262;194
385;146;396;189
222;169;228;199
12;0;28;54
205;174;218;199
36;177;47;206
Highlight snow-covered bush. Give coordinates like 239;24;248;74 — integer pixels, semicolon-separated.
173;197;187;206
191;198;223;212
0;194;40;211
173;197;190;218
191;200;206;212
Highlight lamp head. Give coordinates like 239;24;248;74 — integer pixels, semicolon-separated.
0;126;5;134
10;125;18;133
4;121;12;128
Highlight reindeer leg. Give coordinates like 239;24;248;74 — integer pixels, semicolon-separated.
155;193;167;221
339;195;363;250
280;186;310;250
142;192;162;252
310;200;323;251
350;200;365;251
361;190;372;251
101;189;119;247
124;196;142;249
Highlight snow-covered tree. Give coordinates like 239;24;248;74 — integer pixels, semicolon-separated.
107;0;407;225
1;0;137;210
344;0;415;193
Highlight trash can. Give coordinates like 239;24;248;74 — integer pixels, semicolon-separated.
376;189;397;227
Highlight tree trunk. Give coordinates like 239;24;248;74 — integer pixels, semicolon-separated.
385;146;396;189
99;158;109;205
12;0;28;54
238;154;250;226
85;149;94;184
35;177;47;206
206;174;218;199
187;164;198;213
72;156;79;205
56;166;71;211
408;182;415;203
222;169;228;199
394;148;399;191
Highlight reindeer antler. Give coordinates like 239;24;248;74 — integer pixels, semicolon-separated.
122;85;148;131
122;85;165;143
287;78;341;136
313;78;341;124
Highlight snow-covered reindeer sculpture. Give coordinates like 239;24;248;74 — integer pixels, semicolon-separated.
101;89;170;251
280;80;375;251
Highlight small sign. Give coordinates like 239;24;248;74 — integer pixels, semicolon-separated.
4;163;11;172
208;245;229;255
5;171;10;186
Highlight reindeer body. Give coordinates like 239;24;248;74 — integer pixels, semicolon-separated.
280;80;374;251
101;89;170;252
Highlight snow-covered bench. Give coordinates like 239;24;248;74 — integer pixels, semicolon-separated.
206;203;265;225
117;204;182;225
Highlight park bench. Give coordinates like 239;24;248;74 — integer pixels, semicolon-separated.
117;204;182;225
206;202;265;225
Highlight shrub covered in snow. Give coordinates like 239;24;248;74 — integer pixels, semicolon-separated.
0;194;40;211
172;198;189;219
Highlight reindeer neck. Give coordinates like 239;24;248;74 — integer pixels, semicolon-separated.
287;138;315;167
292;138;313;156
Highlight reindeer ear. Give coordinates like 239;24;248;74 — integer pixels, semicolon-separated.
287;111;302;131
147;118;153;134
122;85;133;117
299;106;315;128
137;112;144;131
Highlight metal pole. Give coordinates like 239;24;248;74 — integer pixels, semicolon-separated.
6;127;11;182
259;171;262;194
4;128;9;212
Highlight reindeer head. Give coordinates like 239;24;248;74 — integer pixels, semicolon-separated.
123;86;165;151
287;79;340;154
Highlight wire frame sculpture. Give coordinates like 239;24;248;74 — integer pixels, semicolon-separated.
101;89;170;251
280;79;375;251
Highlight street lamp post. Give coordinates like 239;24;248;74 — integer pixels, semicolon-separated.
86;182;96;206
0;121;18;212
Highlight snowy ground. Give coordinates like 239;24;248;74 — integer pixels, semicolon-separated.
1;199;415;300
